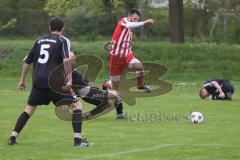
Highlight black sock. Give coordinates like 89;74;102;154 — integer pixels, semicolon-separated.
72;109;82;136
13;112;30;135
74;137;81;144
114;100;123;114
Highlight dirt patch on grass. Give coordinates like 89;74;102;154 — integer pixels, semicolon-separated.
0;49;8;59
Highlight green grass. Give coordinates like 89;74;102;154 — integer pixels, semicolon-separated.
1;39;240;81
1;39;240;159
0;78;240;160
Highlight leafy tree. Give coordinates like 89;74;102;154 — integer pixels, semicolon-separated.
44;0;140;37
44;0;139;17
0;18;17;31
0;0;48;36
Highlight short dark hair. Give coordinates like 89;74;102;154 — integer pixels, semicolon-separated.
128;8;141;17
50;17;64;32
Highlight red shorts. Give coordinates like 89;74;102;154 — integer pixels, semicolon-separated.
109;53;135;76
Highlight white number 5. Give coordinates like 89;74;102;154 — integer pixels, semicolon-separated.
38;44;50;64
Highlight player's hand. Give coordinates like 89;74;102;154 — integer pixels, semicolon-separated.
62;81;72;92
18;81;26;91
207;95;212;100
219;92;225;98
144;19;154;25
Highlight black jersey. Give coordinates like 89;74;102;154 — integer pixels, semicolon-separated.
203;78;234;100
203;79;223;95
72;70;90;91
24;34;70;88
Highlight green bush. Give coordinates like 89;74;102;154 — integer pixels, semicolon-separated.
0;39;239;82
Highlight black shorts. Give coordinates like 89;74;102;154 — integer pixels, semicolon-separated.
27;87;78;107
211;80;234;100
221;80;234;93
221;80;234;100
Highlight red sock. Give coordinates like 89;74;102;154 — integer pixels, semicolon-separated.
136;71;144;88
137;76;144;88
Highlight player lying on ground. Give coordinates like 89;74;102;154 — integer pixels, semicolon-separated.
199;78;234;100
108;8;154;116
8;17;88;148
69;52;125;120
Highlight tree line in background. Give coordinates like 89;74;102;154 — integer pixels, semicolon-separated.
1;0;240;43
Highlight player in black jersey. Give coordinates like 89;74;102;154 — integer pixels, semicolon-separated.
199;78;234;100
8;17;88;147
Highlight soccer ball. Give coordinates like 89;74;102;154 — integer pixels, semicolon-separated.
189;112;204;124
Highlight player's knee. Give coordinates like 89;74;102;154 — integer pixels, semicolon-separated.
139;63;144;70
129;58;142;69
109;90;122;99
112;81;120;90
107;99;113;108
112;91;121;99
24;105;36;116
109;90;117;96
134;63;143;71
71;101;83;111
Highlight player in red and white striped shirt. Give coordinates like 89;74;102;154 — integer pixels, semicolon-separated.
109;8;154;92
108;8;154;118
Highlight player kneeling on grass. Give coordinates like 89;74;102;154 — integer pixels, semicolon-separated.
199;78;234;100
69;52;123;120
8;17;88;148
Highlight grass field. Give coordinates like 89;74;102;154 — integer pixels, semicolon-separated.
1;39;240;159
0;77;240;160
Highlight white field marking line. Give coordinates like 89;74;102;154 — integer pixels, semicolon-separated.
176;82;198;86
196;144;240;148
67;143;182;160
67;143;240;160
0;89;14;92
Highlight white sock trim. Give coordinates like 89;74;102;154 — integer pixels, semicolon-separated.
11;131;19;137
74;133;81;139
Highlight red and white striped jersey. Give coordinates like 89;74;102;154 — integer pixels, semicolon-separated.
110;17;133;57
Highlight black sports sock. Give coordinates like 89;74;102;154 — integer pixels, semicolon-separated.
13;112;30;134
114;100;123;114
72;109;82;134
74;137;81;144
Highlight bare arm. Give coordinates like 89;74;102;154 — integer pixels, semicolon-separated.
62;58;73;91
18;63;30;91
212;81;225;98
60;37;73;91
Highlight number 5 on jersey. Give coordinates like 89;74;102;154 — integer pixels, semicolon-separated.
38;44;50;64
